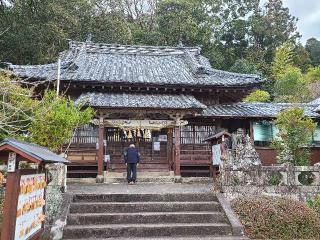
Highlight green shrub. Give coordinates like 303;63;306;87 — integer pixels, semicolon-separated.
232;196;320;239
243;90;271;103
267;173;282;186
307;193;320;215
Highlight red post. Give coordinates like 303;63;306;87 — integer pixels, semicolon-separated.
97;118;104;183
174;125;181;176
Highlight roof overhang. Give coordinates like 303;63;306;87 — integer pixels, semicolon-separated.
76;92;206;112
0;138;69;164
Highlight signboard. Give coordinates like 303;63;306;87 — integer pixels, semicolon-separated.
153;142;160;151
15;173;46;240
8;152;17;172
158;135;168;142
104;155;110;162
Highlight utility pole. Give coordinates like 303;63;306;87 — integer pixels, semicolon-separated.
57;58;61;96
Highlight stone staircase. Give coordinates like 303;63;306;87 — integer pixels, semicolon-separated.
63;192;248;239
104;171;175;184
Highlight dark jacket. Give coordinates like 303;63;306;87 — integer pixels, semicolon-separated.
124;147;140;164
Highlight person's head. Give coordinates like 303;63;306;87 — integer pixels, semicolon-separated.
129;144;135;148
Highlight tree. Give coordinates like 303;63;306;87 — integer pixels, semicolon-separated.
270;42;295;80
243;90;271;102
292;44;312;73
273;108;316;166
0;0;94;64
0;70;38;139
248;0;299;75
229;59;259;74
156;0;205;46
305;66;320;83
91;11;133;44
28;91;94;152
273;66;310;103
306;38;320;66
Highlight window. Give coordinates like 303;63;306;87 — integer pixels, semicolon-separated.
312;123;320;143
253;121;278;147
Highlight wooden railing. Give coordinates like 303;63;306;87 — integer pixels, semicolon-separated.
180;144;211;163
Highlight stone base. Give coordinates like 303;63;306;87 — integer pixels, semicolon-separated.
96;175;104;183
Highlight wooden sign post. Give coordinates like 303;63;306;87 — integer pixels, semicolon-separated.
1;169;46;240
0;138;68;240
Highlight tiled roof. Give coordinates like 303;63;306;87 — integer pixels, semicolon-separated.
76;92;206;110
310;97;320;105
8;41;264;87
203;102;320;118
0;138;69;163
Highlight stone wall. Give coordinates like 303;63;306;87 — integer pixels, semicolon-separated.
218;129;320;202
220;163;320;202
45;163;67;225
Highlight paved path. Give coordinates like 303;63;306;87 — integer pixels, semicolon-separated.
67;183;213;194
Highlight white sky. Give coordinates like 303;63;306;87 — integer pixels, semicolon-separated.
261;0;320;44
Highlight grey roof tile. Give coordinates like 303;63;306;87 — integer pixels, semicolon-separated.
310;97;320;105
203;102;320;118
76;92;206;110
0;138;69;163
8;41;264;87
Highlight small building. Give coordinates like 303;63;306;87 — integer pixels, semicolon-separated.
6;40;320;179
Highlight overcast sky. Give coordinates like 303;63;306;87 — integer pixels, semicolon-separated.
262;0;320;44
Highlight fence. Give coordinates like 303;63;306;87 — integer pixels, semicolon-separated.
219;163;320;201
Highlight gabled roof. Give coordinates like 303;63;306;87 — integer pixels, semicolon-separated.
76;92;206;110
203;102;320;118
203;131;231;142
0;138;69;163
8;41;264;88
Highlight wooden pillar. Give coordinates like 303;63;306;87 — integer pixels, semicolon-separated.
96;117;104;183
174;125;181;176
167;128;173;171
1;172;20;240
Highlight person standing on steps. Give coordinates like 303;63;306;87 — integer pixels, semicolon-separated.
124;144;140;184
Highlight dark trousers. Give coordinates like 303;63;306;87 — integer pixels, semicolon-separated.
127;163;137;182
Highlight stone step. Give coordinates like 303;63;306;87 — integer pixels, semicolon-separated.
105;176;175;184
64;237;249;240
63;223;232;239
106;171;173;178
72;193;217;203
69;201;221;213
67;211;227;225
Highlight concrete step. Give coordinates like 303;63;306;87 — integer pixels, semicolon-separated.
72;193;217;203
64;237;249;240
67;211;227;225
69;201;221;213
63;223;232;239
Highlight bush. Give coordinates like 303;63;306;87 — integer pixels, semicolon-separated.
307;193;320;215
243;90;271;103
232;196;320;239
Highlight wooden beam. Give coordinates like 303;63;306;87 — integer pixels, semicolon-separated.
174;125;181;176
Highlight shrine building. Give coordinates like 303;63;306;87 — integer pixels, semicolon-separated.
6;40;320;181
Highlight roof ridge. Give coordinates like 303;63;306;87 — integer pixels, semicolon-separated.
68;40;202;56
